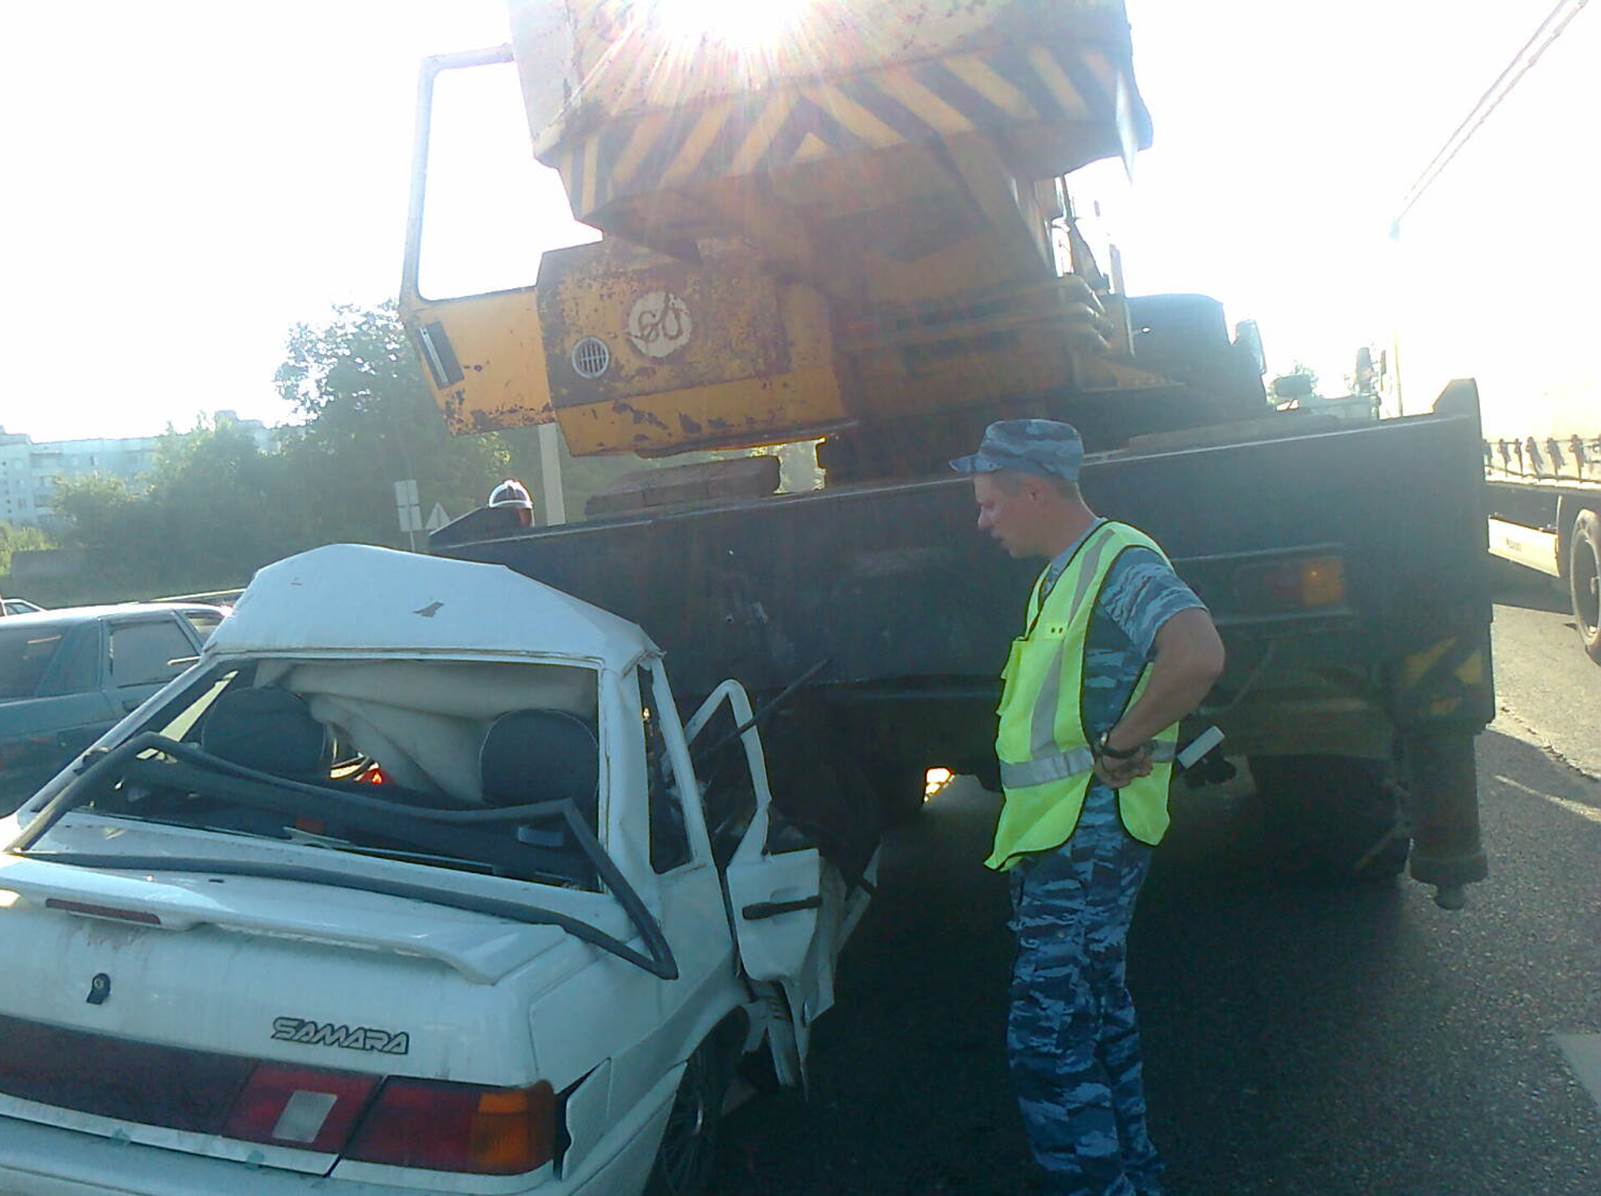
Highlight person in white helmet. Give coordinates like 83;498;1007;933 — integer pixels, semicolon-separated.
488;479;535;529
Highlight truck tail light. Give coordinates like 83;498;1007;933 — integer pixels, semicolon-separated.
223;1064;378;1153
1233;555;1347;611
345;1078;555;1175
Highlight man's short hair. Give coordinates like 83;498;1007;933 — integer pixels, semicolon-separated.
993;471;1081;501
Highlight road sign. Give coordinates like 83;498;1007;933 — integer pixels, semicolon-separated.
424;502;450;533
394;480;422;534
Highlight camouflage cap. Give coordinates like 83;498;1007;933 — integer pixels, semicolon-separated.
949;419;1084;484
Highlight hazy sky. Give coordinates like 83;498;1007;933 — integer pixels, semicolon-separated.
0;0;1559;443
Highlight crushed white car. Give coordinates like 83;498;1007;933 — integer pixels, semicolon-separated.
0;545;875;1195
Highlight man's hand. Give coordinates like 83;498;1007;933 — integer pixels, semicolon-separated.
1094;742;1154;789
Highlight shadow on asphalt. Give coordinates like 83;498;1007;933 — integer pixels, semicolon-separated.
1490;561;1569;616
714;776;1418;1196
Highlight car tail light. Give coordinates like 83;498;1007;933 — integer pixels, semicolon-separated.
345;1078;555;1174
223;1064;378;1153
1233;554;1347;611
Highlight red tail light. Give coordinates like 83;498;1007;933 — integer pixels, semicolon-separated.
223;1064;377;1153
346;1078;556;1174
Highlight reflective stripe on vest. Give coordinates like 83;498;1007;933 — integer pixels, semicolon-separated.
987;522;1180;871
999;739;1177;790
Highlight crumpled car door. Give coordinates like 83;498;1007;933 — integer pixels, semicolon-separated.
684;680;869;1086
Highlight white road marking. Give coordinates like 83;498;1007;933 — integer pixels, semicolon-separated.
1493;775;1601;825
1555;1034;1601;1114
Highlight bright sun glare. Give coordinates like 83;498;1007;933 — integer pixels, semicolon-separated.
658;0;810;49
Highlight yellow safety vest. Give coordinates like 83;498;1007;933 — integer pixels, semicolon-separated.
987;521;1181;871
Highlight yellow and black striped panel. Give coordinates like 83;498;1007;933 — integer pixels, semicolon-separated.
551;40;1137;222
1394;633;1495;726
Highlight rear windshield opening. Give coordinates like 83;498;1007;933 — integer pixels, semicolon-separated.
74;657;605;888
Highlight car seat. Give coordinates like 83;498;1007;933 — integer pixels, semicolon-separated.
199;685;330;779
479;709;601;837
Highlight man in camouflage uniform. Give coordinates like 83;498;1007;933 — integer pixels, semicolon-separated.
952;420;1225;1196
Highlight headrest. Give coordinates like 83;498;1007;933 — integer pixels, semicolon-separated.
480;709;599;810
200;685;329;777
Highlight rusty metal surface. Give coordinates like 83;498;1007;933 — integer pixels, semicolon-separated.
532;239;849;453
401;288;558;435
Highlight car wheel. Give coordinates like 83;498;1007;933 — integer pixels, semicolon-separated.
1570;509;1601;664
645;1035;733;1196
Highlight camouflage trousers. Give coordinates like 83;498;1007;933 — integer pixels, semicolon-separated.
1006;789;1163;1196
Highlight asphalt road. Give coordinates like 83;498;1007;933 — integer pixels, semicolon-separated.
716;582;1601;1195
1490;570;1601;777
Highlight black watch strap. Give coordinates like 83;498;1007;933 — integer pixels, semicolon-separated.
1097;731;1142;760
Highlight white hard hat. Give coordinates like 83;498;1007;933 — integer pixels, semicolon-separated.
488;479;533;510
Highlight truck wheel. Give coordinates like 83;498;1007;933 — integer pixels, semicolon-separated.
645;1035;733;1196
1248;755;1409;882
1570;509;1601;664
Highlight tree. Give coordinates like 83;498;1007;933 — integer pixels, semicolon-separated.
274;302;510;544
0;523;53;579
50;418;290;599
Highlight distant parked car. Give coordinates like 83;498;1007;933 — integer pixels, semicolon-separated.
0;603;228;812
2;599;45;617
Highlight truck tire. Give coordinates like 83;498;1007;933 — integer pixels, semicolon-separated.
1570;509;1601;664
645;1033;735;1196
1248;755;1410;882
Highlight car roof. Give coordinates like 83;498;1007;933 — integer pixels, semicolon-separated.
212;543;657;668
0;603;226;627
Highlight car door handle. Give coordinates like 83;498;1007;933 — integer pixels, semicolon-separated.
741;896;822;921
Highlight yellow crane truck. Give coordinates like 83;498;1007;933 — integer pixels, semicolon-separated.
405;0;1493;907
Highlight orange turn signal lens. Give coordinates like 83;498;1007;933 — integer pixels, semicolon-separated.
469;1084;556;1174
1234;555;1347;611
1297;556;1346;607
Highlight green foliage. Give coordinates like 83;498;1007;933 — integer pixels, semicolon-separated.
273;301;511;545
0;523;53;578
1287;361;1319;392
50;418;287;598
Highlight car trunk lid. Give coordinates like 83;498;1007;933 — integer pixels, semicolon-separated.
0;846;588;1174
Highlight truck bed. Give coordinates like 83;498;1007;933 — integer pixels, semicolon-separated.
437;410;1489;742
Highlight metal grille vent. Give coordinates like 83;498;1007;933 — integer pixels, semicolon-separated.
571;337;611;379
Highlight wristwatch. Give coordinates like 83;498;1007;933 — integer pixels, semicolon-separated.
1095;730;1143;760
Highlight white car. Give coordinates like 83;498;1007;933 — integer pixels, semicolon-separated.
0;545;874;1195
